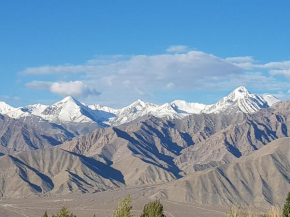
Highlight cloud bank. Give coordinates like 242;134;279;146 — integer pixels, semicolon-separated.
166;45;190;53
26;81;101;98
22;46;290;106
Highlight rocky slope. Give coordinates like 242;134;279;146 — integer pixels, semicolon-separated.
61;101;290;182
61;118;189;185
150;137;290;208
0;114;73;154
0;147;124;199
176;101;290;173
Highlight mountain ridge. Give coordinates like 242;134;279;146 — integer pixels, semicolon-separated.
150;137;290;207
0;86;279;127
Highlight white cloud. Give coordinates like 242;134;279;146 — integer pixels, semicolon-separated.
226;57;290;72
134;87;145;96
270;69;290;77
225;56;254;63
225;56;256;69
122;80;131;86
166;82;175;89
0;95;22;102
22;51;242;91
26;81;101;98
21;64;91;75
210;73;290;91
166;45;189;53
263;61;290;69
26;81;52;90
21;49;290;107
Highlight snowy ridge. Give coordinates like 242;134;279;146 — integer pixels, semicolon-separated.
21;104;48;116
0;102;28;118
0;86;280;126
88;104;117;114
203;86;279;114
170;100;207;114
0;102;15;113
109;99;159;125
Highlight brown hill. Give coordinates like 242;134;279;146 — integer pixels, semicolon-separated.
150;137;290;207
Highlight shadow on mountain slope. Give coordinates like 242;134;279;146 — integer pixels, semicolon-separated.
113;127;182;178
64;150;125;184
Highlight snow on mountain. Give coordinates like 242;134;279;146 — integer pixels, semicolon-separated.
87;104;117;124
88;104;118;114
203;86;278;114
0;86;280;126
89;86;277;125
170;100;207;114
150;103;186;119
261;94;280;106
89;99;186;125
115;99;158;115
106;99;159;125
0;102;15;113
21;104;48;116
0;102;28;118
39;96;103;123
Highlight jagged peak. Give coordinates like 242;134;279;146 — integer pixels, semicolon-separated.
60;96;78;103
126;99;158;109
0;101;13;108
231;86;250;95
54;96;85;108
0;102;17;113
132;99;146;105
233;86;249;93
226;86;251;101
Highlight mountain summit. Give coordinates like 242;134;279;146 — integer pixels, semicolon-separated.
203;86;279;114
228;86;251;100
39;96;102;123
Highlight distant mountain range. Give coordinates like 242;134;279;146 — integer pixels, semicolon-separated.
0;86;279;127
0;86;288;209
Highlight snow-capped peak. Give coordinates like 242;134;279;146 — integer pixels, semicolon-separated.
233;86;249;94
106;99;159;125
122;99;156;113
203;86;278;114
0;102;29;118
59;96;78;104
228;86;251;101
0;101;15;113
39;96;100;123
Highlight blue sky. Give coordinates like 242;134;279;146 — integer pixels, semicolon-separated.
1;0;290;108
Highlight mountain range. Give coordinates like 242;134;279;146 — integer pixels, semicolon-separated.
0;86;289;211
0;86;279;128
